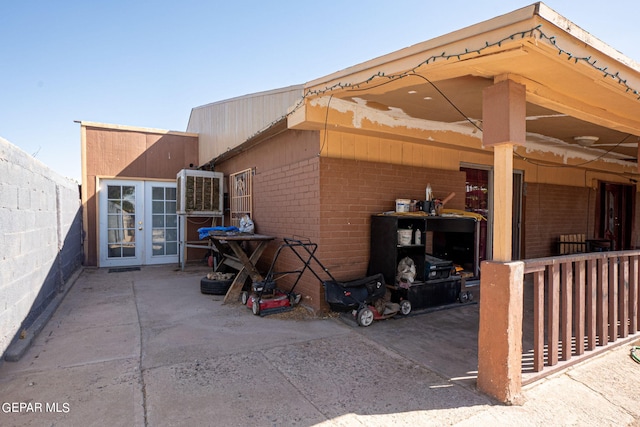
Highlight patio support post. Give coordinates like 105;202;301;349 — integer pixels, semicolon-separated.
481;77;526;262
477;261;525;403
478;78;526;403
493;144;514;261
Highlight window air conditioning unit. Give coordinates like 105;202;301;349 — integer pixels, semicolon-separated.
176;169;224;215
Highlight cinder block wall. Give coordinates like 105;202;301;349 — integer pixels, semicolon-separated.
0;138;83;359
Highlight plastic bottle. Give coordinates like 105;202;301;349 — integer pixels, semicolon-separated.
415;229;421;245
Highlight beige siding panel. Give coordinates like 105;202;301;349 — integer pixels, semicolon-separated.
380;139;392;164
323;130;339;158
342;133;356;160
366;136;381;163
187;85;304;164
322;129;637;188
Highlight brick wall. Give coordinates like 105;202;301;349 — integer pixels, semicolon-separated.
215;132;467;312
0;137;83;359
523;182;595;259
317;157;466;310
214;130;323;307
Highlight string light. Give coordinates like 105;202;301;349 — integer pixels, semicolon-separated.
303;25;639;99
244;24;640;143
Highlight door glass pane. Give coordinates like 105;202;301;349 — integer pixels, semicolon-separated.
108;186;121;199
166;242;177;255
152;229;165;242
122;200;135;213
122;243;135;257
108;214;120;228
166;187;176;201
152;201;164;214
123;186;135;201
108;200;121;213
108;245;121;258
152;214;164;228
106;184;137;259
152;186;164;200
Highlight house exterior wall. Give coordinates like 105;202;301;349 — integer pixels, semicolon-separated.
523;183;594;259
212;129;323;304
211;124;640;311
213;128;470;312
318;157;466;290
81;125;199;266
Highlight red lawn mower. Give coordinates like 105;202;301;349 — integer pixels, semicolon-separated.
241;237;317;316
242;237;410;325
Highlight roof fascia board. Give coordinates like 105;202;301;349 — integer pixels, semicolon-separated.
76;120;199;137
536;3;640;71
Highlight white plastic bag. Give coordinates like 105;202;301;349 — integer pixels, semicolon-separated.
396;257;416;285
239;215;254;233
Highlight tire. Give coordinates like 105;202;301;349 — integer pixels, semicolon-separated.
400;300;412;316
357;307;374;327
200;276;233;295
241;291;249;305
251;298;261;315
458;291;469;303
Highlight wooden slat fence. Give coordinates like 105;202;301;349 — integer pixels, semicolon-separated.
522;250;640;382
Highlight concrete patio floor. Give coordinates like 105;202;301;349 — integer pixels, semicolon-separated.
0;265;638;426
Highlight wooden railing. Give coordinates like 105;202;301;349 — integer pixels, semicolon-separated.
522;250;640;382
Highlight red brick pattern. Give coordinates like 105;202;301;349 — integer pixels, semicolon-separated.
217;141;467;311
316;157;466;310
523;183;595;259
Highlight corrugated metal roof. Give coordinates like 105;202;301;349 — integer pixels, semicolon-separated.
187;85;304;163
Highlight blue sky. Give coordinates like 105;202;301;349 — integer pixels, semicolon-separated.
1;1;639;182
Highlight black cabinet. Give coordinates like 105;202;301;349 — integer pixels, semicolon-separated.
368;214;480;287
389;278;462;310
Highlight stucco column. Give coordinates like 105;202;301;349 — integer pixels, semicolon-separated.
478;78;526;403
477;261;524;404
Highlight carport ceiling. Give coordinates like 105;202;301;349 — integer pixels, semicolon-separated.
342;74;638;161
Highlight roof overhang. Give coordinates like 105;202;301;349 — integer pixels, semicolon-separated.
290;2;640;172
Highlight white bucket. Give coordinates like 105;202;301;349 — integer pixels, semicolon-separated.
395;199;410;212
397;229;412;245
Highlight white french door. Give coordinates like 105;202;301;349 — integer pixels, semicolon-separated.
99;180;178;267
144;182;178;265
